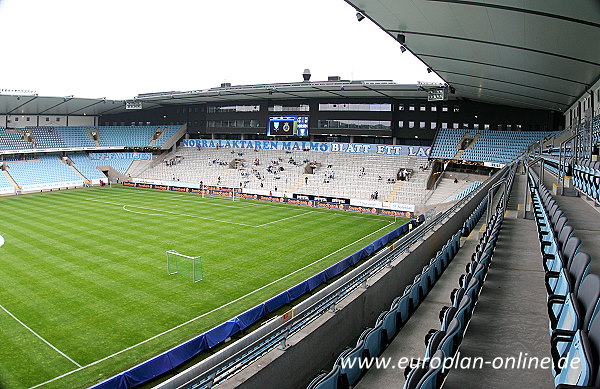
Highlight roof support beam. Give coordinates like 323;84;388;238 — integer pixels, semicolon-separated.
390;30;600;66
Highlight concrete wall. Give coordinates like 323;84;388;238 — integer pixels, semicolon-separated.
1;115;96;128
219;171;501;389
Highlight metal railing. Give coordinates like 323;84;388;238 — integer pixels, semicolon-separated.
157;166;508;389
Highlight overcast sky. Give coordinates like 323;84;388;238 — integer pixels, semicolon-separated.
0;0;443;100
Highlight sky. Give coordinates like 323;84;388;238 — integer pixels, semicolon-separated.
0;0;443;100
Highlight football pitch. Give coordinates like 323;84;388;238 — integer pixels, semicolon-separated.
0;186;408;389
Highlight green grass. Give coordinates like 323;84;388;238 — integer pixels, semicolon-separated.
0;186;407;389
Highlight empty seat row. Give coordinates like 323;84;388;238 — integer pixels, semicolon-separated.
429;128;557;165
402;167;515;389
527;168;600;387
306;230;462;389
0;125;183;151
572;159;600;203
306;177;505;389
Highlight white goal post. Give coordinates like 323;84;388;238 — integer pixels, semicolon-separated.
166;250;203;282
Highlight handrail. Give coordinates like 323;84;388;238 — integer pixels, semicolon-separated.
156;165;509;389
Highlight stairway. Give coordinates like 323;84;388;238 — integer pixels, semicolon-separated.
69;165;89;182
3;169;20;191
211;167;236;186
288;174;310;194
87;128;100;147
386;180;405;202
148;127;165;147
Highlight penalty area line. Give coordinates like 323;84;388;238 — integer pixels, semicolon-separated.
0;304;81;368
29;221;395;388
87;198;258;228
255;210;317;227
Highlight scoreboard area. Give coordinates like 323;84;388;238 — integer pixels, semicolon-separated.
267;116;309;137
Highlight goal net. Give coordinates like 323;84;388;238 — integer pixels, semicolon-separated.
166;250;203;282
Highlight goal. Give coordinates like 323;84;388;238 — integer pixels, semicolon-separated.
166;250;203;282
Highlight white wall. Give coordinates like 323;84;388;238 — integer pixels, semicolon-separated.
39;115;67;126
2;115;97;128
565;78;600;127
67;115;96;126
6;114;36;128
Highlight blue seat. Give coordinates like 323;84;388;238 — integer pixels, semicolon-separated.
395;287;412;325
554;311;600;386
425;317;462;359
547;252;591;301
337;332;367;386
403;350;446;389
408;278;422;312
549;274;600;357
306;365;341;389
545;235;581;275
381;307;398;345
363;315;384;359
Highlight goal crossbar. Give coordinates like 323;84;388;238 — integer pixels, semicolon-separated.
166;250;203;283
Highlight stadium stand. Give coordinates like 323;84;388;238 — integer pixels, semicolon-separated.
0;169;14;192
69;153;139;179
5;155;84;190
29;127;67;149
137;146;430;204
0;125;182;151
0;127;32;150
430;129;555;165
53;126;97;148
98;126;162;147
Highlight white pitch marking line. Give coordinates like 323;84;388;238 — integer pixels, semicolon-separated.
89;188;397;223
90;191;260;210
29;221;395;388
0;304;81;368
255;210;317;227
122;205;167;217
88;198;258;228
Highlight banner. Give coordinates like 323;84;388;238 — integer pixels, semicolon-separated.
125;182;414;217
183;139;430;157
294;193;350;205
90;152;152;161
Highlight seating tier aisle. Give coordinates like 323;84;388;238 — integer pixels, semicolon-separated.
442;173;553;388
355;208;488;389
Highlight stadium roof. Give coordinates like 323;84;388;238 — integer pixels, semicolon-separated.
0;80;443;116
344;0;600;112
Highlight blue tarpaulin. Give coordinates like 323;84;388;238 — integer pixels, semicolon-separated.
205;319;240;348
265;291;291;313
166;335;208;368
124;354;173;387
91;217;418;389
237;304;267;331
